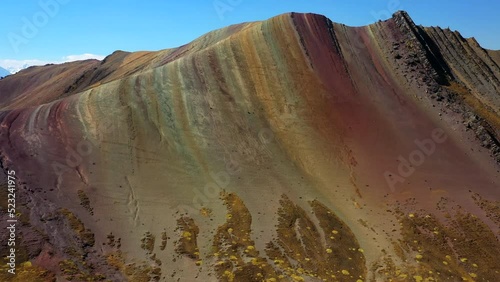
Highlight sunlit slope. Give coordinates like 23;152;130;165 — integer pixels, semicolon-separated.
0;12;498;281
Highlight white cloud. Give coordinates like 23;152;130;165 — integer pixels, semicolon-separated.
0;59;51;74
62;53;106;62
0;53;105;74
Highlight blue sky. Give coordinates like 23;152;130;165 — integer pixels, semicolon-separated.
1;0;499;71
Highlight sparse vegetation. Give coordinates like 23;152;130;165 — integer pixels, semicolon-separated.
77;190;94;215
175;217;200;260
140;232;155;254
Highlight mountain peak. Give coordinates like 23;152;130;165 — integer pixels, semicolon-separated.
0;66;12;78
392;9;411;18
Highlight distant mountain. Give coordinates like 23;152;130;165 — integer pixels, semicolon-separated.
0;66;10;78
4;63;29;74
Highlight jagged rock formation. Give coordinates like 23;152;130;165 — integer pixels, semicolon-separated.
0;11;499;281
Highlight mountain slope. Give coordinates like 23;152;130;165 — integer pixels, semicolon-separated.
0;11;499;281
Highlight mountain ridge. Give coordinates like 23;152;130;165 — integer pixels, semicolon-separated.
1;11;499;113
